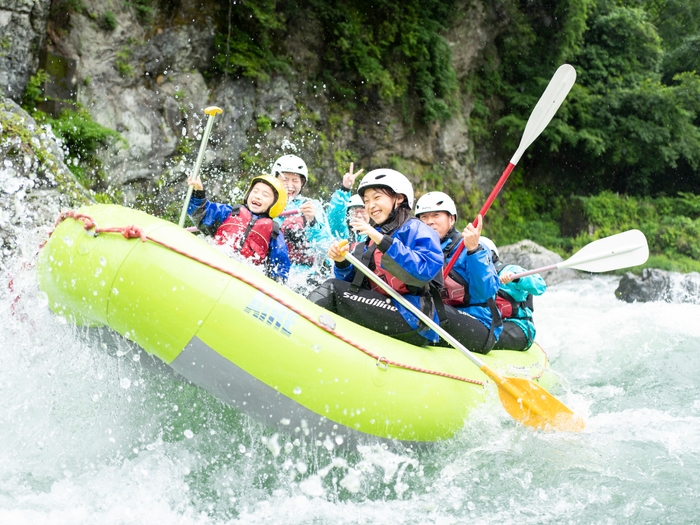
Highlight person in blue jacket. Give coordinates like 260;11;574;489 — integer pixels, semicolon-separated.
272;155;333;285
327;162;364;240
186;174;291;283
480;237;546;351
309;170;498;351
415;191;502;353
307;168;445;346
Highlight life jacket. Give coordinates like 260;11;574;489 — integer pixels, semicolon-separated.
493;260;534;320
214;205;278;264
439;229;502;346
495;290;534;320
349;218;448;332
440;230;470;307
279;215;316;266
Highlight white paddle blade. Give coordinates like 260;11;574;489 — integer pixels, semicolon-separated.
561;229;649;273
511;64;577;166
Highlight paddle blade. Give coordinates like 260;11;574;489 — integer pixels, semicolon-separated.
481;366;585;432
511;64;577;166
562;229;649;273
497;377;585;432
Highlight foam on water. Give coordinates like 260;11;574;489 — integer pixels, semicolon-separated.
2;232;700;524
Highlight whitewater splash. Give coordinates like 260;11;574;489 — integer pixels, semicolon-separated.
2;229;700;524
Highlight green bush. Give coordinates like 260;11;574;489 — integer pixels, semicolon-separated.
124;0;154;22
21;69;49;111
115;48;133;78
43;108;125;190
209;0;458;123
101;11;117;31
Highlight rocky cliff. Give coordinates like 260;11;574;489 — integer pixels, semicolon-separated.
0;0;507;215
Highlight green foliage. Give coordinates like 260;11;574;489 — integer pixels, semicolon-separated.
47;108;123;160
22;69;126;193
579;192;700;261
124;0;154;22
21;70;49;111
43;108;125;189
115;48;134;78
662;34;700;83
469;182;700;272
209;0;458;123
210;0;287;82
61;0;86;13
305;0;458;123
174;137;194;158
20;69;125;195
256;115;273;133
577;6;662;89
101;11;118;31
466;0;700;202
476;172;572;256
644;0;700;50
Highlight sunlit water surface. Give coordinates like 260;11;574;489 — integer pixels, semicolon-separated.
2;231;700;525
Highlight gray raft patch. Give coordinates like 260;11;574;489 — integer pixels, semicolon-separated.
170;336;417;448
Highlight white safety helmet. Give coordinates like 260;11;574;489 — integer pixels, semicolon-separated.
347;194;364;209
357;168;414;208
479;236;499;258
415;191;457;218
272;154;308;183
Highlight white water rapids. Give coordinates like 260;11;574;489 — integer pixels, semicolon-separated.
1;229;700;524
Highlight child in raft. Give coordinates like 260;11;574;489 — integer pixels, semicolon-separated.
308;169;501;352
186;174;291;283
415;191;502;353
272;154;334;281
479;237;546;351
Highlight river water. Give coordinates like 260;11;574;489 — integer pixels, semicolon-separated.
2;231;700;525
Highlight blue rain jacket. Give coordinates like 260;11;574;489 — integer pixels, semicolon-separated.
327;188;352;240
445;237;503;340
327;188;368;244
334;218;444;343
498;263;546;345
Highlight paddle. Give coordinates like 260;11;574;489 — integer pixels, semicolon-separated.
509;230;649;279
340;244;584;432
178;106;223;228
444;64;577;277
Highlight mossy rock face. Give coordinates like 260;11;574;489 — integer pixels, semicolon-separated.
0;96;93;264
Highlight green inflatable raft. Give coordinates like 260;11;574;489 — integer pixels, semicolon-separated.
37;204;561;446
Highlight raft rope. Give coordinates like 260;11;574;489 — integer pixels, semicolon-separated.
50;211;515;387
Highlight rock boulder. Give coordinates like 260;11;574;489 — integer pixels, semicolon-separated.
615;268;700;304
0;96;91;266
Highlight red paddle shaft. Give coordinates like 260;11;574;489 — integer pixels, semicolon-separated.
442;162;515;276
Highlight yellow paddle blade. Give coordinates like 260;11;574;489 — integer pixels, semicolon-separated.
481;365;585;432
204;106;223;116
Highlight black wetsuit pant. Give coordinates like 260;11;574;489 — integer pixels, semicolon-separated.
307;279;494;353
492;320;531;351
